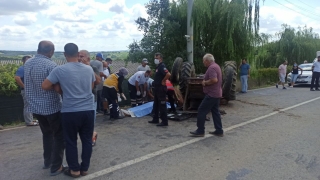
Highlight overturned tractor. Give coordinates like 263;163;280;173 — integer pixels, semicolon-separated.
170;57;237;111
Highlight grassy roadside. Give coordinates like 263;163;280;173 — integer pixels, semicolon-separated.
1;121;25;129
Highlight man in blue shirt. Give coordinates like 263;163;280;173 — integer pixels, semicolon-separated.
239;59;250;93
42;43;96;178
15;55;37;126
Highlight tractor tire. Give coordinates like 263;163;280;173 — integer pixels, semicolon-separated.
222;61;237;101
170;57;184;84
179;62;195;97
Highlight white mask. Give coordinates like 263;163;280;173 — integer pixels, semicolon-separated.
154;59;160;65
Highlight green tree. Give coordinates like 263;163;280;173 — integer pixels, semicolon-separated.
128;0;263;73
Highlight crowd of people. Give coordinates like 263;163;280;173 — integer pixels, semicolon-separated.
14;40;225;177
238;57;320;92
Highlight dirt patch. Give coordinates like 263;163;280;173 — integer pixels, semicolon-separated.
235;99;270;107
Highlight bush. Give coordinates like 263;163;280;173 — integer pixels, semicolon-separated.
250;67;291;86
0;64;20;96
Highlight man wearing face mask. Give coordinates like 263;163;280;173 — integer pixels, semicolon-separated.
128;70;151;107
148;52;171;127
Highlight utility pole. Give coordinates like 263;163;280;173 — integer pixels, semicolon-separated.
187;0;194;64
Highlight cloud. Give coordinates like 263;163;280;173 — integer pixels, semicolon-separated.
0;26;28;36
43;0;97;22
259;5;316;35
108;0;126;14
0;0;50;15
13;13;37;26
0;0;147;51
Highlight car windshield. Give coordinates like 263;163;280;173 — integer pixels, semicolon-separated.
298;64;313;71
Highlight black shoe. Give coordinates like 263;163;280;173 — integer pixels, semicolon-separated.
190;130;205;137
103;110;110;115
97;110;103;114
50;166;68;176
283;87;286;89
276;84;278;88
114;116;124;120
209;131;224;137
156;122;168;127
311;88;315;91
148;120;159;124
43;164;51;169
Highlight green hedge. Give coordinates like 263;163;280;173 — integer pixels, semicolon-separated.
250;67;292;85
0;64;20;96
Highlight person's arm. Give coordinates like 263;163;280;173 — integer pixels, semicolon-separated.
14;76;24;88
298;67;303;75
202;78;218;86
148;89;154;99
42;67;59;90
98;61;107;78
144;82;147;93
94;74;101;85
118;75;124;93
135;81;140;91
15;67;24;88
42;79;54;90
161;72;171;86
247;65;250;78
202;68;218;86
53;83;62;94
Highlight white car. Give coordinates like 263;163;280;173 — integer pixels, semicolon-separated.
287;63;313;86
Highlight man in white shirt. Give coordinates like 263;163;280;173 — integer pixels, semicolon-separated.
276;60;287;90
128;70;152;107
137;58;151;71
310;56;320;91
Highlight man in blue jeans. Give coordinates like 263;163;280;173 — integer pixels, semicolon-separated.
239;58;250;93
190;53;223;137
42;43;96;177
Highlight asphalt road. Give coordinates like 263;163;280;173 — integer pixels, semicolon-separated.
1;85;320;180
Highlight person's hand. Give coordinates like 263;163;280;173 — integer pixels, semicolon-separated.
136;91;141;96
202;81;206;87
117;93;122;102
143;91;146;97
161;80;166;86
121;93;127;100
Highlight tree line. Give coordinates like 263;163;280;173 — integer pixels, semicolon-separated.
127;0;320;73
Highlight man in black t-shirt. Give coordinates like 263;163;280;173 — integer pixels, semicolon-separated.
148;52;171;127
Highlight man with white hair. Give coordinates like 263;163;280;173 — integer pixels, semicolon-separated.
190;53;224;137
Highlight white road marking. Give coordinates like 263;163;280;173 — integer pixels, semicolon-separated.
80;96;320;180
0;126;26;132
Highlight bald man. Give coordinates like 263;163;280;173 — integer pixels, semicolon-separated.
24;40;65;176
79;50;101;146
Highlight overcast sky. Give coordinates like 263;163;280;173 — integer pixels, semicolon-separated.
0;0;319;51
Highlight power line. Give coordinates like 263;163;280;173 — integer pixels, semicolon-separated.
283;0;320;18
273;0;319;21
297;0;316;10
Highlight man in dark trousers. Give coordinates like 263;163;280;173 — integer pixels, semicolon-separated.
24;41;65;176
148;52;171;127
190;53;224;137
42;43;97;177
